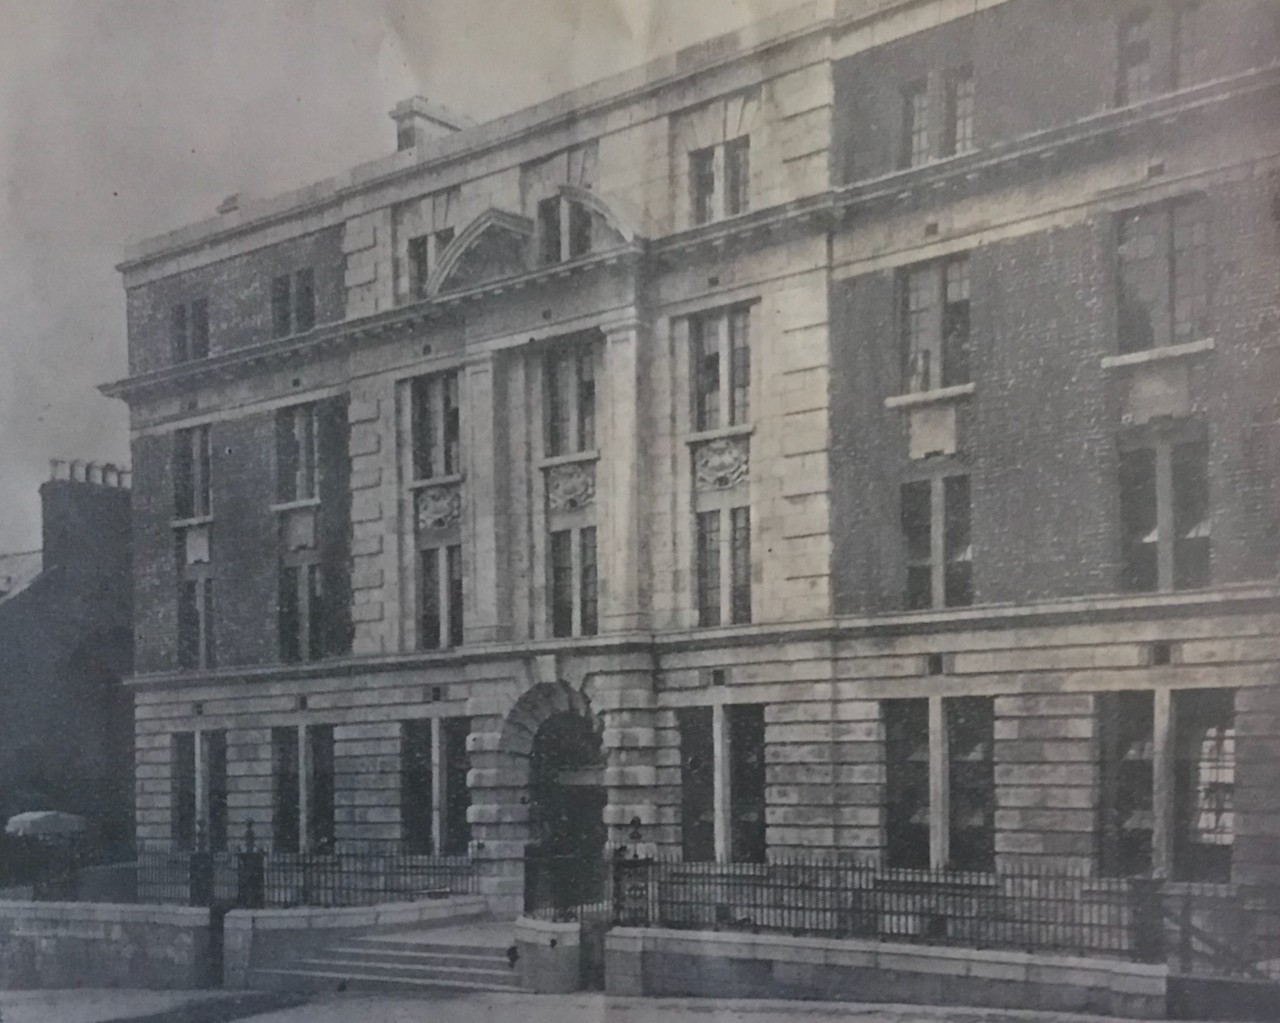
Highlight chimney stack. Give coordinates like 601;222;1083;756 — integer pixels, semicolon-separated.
390;97;473;152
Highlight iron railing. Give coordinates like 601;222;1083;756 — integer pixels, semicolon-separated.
135;844;476;908
523;847;611;922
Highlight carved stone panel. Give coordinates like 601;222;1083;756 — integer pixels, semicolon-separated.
694;437;749;492
546;461;596;512
416;484;462;532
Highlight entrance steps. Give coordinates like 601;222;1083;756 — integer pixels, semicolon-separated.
247;920;528;996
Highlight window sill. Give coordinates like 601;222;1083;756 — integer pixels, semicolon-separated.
170;515;213;529
270;497;321;513
539;450;599;469
686;424;754;445
1101;338;1215;369
884;383;976;410
408;473;464;490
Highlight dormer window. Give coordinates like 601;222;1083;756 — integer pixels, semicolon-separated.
537;194;593;265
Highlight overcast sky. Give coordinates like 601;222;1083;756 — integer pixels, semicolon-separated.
0;0;798;552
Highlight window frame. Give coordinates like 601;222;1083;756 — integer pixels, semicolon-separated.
689;303;752;434
900;473;973;610
899;254;971;394
410;370;463;482
942;66;975;157
544;342;597;458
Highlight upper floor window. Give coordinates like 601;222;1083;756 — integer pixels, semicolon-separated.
691;305;751;433
411;371;461;481
901;475;972;610
420;544;464;650
275;403;319;503
174;425;212;519
943;67;975;157
279;562;325;663
696;506;751;627
177;576;215;670
171;299;209;364
271;268;316;340
1117;200;1208;354
1117;10;1154;105
901;81;930;169
1173;3;1208;88
690;136;751;226
537;194;593;265
545;344;596;457
900;256;970;394
1119;431;1209;593
549;526;598;639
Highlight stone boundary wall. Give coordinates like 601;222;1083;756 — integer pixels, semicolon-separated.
0;901;212;989
605;927;1167;1019
514;916;581;993
223;894;487;988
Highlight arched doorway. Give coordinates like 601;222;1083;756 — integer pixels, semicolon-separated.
528;710;606;862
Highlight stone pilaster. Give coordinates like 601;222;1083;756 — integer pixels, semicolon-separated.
463;353;509;644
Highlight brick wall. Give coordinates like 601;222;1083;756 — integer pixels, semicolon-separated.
130;433;178;674
125;226;345;374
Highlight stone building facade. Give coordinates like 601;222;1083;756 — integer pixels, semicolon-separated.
104;0;1280;914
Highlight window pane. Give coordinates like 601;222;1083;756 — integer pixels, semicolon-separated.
1098;691;1154;877
885;699;930;869
944;476;973;607
306;564;325;662
420;548;441;650
730;507;752;625
447;544;464;647
550;530;574;638
196;426;212;517
568;200;592;259
546;352;572;456
442;717;472;855
306;724;335;851
947;696;995;872
190;299;209;360
696;511;722;627
725;136;750;216
678;707;715;861
579;527;598;637
901;480;932;610
538;196;562;265
1118;12;1152;105
728;704;766;863
174;430;195;518
941;257;971;387
1117;208;1168;353
903;82;929;168
443;371;461;475
1172;688;1235;883
271;274;292;338
411;376;436;481
202;578;216;669
171;304;189;363
172;732;196;848
1172;201;1209;345
1172;439;1210;589
408;235;429;299
401;720;433;853
272;726;300;854
294;269;315;333
577;349;595;452
728;308;751;426
279;565;301;663
946;68;975;156
690;147;716;225
692;316;721;431
206;730;228;852
902;266;938;392
1119;448;1159;592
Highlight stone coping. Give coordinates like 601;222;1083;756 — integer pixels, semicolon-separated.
608;927;1168;995
224;894;486;931
515;915;583;943
0;900;209;923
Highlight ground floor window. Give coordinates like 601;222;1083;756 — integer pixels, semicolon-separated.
400;716;472;855
270;723;335;853
678;702;766;862
171;729;228;851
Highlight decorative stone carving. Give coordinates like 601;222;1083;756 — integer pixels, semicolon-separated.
546;461;596;512
694;437;749;491
416;484;462;531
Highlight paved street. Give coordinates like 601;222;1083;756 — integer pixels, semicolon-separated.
0;989;1195;1023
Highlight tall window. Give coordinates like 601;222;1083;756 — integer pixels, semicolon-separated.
549;528;599;639
579;527;599;637
411;371;462;481
442;717;472;855
1117;200;1208;354
901;475;972;610
272;726;300;853
884;696;995;871
943;68;975;157
419;545;463;650
902;81;930;168
1117;11;1153;105
172;732;197;849
1173;688;1235;883
205;730;228;853
678;708;715;861
884;700;930;869
1098;691;1155;877
271;267;316;339
1119;435;1209;592
695;506;751;628
691;305;751;432
407;222;455;300
695;511;722;627
900;255;970;393
545;344;596;456
279;563;325;663
171;299;209;363
276;404;319;503
537;194;594;264
689;137;750;225
174;426;212;519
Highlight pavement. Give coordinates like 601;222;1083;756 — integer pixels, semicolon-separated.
0;989;1182;1023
